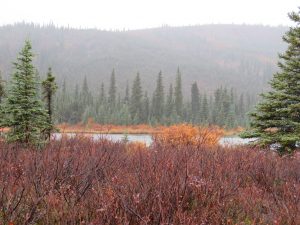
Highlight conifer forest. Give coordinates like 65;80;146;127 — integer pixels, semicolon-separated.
54;70;255;127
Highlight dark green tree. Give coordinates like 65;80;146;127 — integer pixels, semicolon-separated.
0;72;5;130
80;76;93;107
248;9;300;153
130;73;143;123
191;82;200;123
165;84;174;118
174;67;183;117
142;91;150;123
68;84;81;124
151;71;164;123
42;67;58;140
124;81;130;104
99;82;106;104
108;69;117;109
201;94;209;124
0;72;5;104
1;41;48;145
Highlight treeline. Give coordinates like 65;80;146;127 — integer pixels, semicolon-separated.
0;41;257;130
55;69;256;128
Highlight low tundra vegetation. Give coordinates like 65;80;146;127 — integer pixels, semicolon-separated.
0;136;299;224
153;124;223;148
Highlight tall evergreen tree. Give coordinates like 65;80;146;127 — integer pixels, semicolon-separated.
201;94;209;124
56;78;70;123
99;82;106;104
1;41;48;145
68;84;81;124
191;82;200;123
108;69;116;108
0;72;5;129
174;67;183;117
141;91;150;123
80;76;92;106
130;73;143;123
124;81;130;104
152;71;164;122
165;83;174;117
248;9;300;153
238;93;245;122
42;67;58;140
0;72;5;104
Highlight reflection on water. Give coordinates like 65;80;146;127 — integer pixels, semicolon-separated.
53;133;257;147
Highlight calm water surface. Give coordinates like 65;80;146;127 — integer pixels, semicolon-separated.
53;133;257;147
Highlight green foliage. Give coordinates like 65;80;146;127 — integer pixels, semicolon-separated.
174;68;183;117
0;72;5;104
42;67;58;140
191;82;200;123
165;84;174;118
108;69;116;109
248;8;300;154
130;73;143;123
1;41;48;145
151;71;165;123
54;70;254;126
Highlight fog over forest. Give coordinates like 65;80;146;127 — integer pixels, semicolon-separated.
0;23;287;95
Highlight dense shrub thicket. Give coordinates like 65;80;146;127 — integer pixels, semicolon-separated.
153;124;223;148
0;138;299;224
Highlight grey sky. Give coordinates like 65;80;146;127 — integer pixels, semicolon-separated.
1;0;299;30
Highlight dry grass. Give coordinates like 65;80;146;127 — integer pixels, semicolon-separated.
0;137;299;224
57;122;162;134
56;122;242;137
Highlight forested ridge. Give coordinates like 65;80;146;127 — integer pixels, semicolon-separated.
0;23;288;127
0;23;287;95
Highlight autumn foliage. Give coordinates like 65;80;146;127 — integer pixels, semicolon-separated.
0;137;299;224
154;124;223;147
57;122;162;134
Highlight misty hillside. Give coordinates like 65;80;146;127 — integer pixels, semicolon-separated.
0;23;287;95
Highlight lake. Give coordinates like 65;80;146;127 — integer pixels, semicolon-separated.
53;133;257;147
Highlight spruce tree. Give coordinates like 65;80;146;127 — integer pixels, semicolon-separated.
0;72;5;105
165;84;174;118
68;84;81;124
174;67;183;117
80;76;93;107
108;69;116;109
238;93;245;123
191;82;200;123
56;78;70;123
1;41;48;145
124;81;130;104
249;9;300;153
42;67;58;140
201;94;209;124
130;73;143;123
0;72;5;129
142;92;150;123
151;71;164;123
99;82;106;104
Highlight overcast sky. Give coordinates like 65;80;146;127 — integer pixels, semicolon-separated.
1;0;299;30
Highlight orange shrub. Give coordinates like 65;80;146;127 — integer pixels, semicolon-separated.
154;124;223;148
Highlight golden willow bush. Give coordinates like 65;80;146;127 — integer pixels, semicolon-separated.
153;124;223;148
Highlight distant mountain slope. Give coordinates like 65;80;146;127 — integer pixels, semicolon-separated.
0;23;287;95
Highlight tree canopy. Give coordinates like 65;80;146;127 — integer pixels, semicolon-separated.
248;8;300;154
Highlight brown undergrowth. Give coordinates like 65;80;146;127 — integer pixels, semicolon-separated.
0;137;299;224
